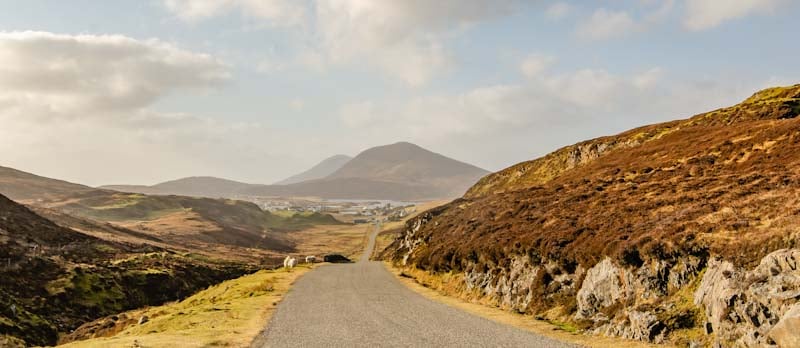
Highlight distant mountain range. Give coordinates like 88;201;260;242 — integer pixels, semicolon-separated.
274;154;352;185
102;142;489;200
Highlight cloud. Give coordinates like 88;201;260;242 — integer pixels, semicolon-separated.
0;31;228;119
339;67;666;140
520;54;556;78
684;0;784;30
163;0;307;27
335;65;765;170
162;0;524;86
576;9;636;40
576;1;674;40
0;32;307;185
312;0;522;86
545;2;571;20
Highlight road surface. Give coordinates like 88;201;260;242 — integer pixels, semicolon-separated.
253;222;577;348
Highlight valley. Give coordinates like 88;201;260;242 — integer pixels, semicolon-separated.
4;5;799;347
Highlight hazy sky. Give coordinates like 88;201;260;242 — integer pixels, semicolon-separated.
1;0;798;186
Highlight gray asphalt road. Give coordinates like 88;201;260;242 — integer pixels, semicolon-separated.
253;223;576;348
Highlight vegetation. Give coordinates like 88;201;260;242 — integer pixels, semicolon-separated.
60;266;311;347
384;84;800;345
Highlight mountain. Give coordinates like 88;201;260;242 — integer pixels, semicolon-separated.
102;176;253;198
275;154;352;185
383;85;800;347
0;166;340;253
0;165;92;201
102;142;489;201
241;142;490;200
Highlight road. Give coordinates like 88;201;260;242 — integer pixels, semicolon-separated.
253;222;577;348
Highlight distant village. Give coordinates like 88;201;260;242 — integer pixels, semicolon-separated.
236;196;417;224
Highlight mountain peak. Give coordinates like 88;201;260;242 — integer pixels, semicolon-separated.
274;154;353;185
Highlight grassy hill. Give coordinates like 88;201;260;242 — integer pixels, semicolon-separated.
0;166;92;201
102;176;254;198
0;193;254;346
384;84;800;347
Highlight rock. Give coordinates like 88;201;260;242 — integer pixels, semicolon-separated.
769;303;800;348
594;310;666;343
323;254;352;263
138;316;148;325
694;249;800;347
576;258;629;319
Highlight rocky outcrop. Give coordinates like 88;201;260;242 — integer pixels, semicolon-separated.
391;209;800;346
695;249;800;347
463;255;541;312
769;303;800;347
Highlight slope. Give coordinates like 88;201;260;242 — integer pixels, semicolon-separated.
242;142;490;200
0;165;92;201
101;176;253;198
0;193;252;346
384;84;800;347
275;154;352;185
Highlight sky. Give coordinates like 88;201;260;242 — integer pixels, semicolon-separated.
0;0;798;186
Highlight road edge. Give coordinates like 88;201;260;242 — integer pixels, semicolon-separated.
383;262;668;348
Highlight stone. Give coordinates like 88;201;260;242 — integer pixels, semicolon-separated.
694;249;800;347
576;258;628;319
138;316;148;325
769;303;800;348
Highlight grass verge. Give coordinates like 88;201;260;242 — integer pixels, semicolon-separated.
59;265;312;348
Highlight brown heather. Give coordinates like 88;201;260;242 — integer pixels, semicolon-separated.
386;84;800;303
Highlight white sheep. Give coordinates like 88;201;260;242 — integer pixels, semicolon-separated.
305;255;317;264
283;256;298;269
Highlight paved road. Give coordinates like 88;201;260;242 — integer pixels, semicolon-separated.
253;223;576;348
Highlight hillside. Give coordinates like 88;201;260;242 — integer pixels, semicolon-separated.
275;154;352;185
102;176;253;198
384;85;800;347
0;166;92;201
0;193;253;346
242;142;490;200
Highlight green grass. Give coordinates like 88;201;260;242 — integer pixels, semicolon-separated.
59;266;312;348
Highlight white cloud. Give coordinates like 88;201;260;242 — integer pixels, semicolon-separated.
0;31;228;118
163;0;306;27
0;31;309;185
335;65;758;170
576;1;674;40
289;98;305;111
684;0;783;31
339;67;670;140
520;54;556;78
312;0;522;86
545;2;571;20
577;9;636;40
163;0;524;86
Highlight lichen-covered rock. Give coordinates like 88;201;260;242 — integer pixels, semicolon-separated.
695;249;800;347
